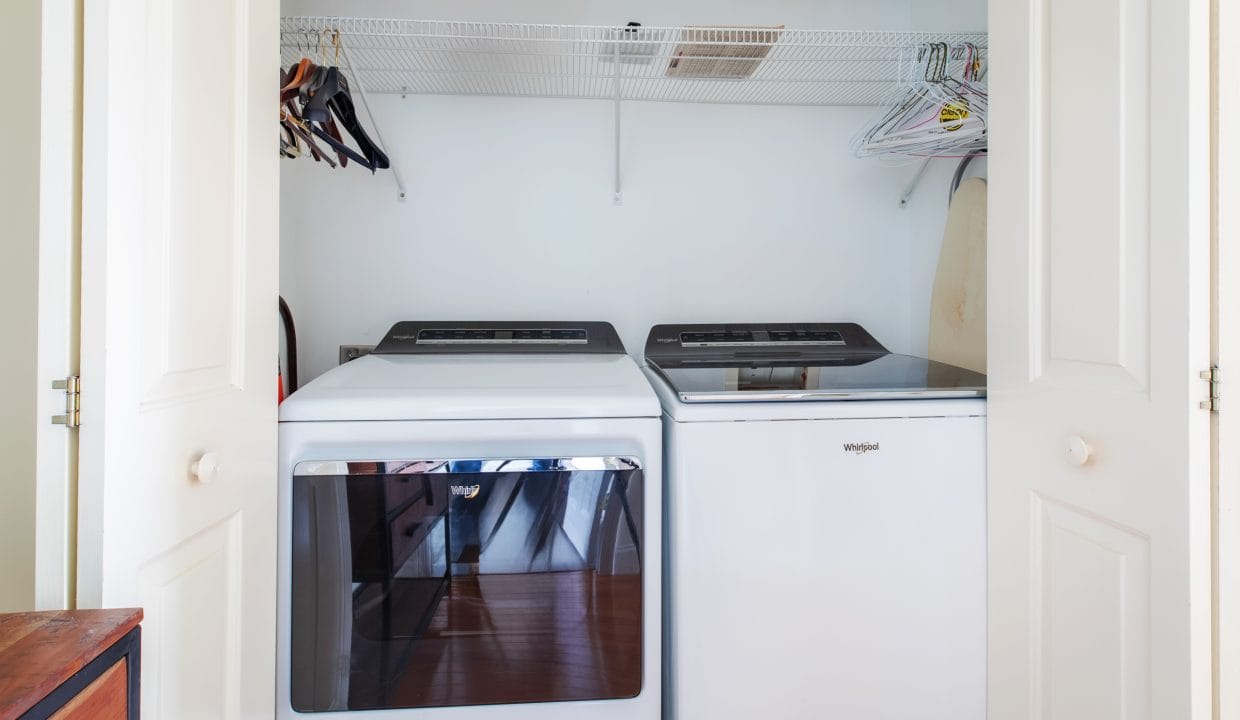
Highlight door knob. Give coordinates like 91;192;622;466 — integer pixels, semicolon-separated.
191;452;221;483
1065;436;1092;467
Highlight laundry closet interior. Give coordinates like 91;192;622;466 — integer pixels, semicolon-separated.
279;0;988;378
276;0;990;717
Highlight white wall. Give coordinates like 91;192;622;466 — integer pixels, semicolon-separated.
281;0;987;381
0;0;41;612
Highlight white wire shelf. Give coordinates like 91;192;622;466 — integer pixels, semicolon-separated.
280;17;987;107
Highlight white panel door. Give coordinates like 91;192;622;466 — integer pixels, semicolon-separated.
78;0;278;717
988;0;1212;718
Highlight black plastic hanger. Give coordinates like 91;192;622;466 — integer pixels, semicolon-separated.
301;67;390;172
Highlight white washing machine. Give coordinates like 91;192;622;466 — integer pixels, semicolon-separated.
644;323;987;720
277;321;661;720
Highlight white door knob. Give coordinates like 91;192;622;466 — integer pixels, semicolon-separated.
1066;436;1092;466
191;452;221;483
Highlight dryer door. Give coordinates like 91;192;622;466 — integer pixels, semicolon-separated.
289;457;644;712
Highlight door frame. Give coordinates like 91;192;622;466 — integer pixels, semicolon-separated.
33;0;82;611
1214;0;1240;712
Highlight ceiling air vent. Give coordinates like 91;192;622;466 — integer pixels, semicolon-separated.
666;26;784;79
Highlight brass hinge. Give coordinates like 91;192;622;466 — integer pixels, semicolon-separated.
52;376;81;428
1201;366;1220;412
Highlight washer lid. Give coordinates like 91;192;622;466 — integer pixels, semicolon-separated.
648;353;986;403
643;322;985;403
280;353;660;422
642;366;986;422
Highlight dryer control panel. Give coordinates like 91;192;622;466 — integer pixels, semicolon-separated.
374;321;626;355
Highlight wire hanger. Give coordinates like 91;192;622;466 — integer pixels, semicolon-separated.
851;41;988;160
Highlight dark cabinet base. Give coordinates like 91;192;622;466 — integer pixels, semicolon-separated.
0;609;143;720
21;627;141;720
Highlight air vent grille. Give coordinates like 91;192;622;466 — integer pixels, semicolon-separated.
665;26;784;79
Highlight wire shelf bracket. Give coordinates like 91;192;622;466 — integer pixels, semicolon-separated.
338;35;407;201
613;39;623;204
899;157;934;209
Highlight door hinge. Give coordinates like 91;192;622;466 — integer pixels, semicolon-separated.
52;376;81;428
1201;366;1220;412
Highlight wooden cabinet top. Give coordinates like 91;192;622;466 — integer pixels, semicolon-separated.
0;609;142;719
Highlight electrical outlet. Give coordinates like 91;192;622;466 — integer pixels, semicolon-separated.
339;345;375;364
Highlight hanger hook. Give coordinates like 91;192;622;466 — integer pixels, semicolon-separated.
922;42;936;83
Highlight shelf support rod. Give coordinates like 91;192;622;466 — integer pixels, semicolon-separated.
339;33;408;202
613;36;623;205
898;157;934;209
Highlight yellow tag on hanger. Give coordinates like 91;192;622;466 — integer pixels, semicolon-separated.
940;100;970;131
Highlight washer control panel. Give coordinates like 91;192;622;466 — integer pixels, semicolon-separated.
645;322;888;367
677;329;846;348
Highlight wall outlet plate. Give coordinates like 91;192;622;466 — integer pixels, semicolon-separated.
339;345;375;364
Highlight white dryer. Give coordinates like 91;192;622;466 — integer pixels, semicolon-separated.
644;323;987;720
277;322;661;720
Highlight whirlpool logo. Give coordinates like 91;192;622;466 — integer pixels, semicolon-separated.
843;442;880;455
450;484;482;500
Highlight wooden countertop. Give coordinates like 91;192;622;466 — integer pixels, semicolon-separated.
0;609;143;720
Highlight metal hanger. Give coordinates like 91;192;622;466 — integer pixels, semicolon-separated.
852;41;988;159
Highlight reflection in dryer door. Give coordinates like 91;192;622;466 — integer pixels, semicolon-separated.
289;460;644;712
